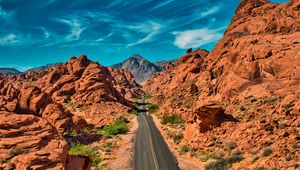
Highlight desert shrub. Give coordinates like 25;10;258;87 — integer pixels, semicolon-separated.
180;145;190;154
103;124;128;135
239;105;246;111
173;133;183;144
148;104;159;114
128;109;138;115
162;114;183;125
250;98;258;103
283;102;295;111
115;116;130;124
261;147;273;157
205;150;244;170
8;147;24;158
68;142;101;168
225;141;237;150
103;116;129;135
104;142;113;148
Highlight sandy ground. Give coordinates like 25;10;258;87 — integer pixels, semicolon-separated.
105;116;138;170
152;115;205;170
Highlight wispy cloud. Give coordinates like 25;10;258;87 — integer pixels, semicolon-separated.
0;33;21;46
39;27;50;39
96;32;113;42
199;6;220;18
55;18;86;41
172;27;225;49
60;32;115;47
126;21;162;47
149;0;175;11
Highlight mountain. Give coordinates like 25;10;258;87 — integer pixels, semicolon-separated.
111;54;177;83
25;63;58;73
0;68;22;75
144;0;300;169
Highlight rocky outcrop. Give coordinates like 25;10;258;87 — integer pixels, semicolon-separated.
0;55;143;169
0;112;68;170
144;0;300;169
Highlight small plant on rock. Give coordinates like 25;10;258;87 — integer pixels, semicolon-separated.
162;114;183;125
148;103;159;114
261;147;273;157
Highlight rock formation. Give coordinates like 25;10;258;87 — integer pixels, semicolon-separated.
144;0;300;169
0;55;143;169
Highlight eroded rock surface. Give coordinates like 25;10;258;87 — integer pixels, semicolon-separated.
144;0;300;169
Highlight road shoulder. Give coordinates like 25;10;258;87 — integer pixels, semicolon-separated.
105;116;139;170
152;115;205;170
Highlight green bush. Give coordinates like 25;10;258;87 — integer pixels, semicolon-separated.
103;116;129;135
103;124;128;135
68;142;101;168
180;145;190;154
239;105;246;111
128;109;138;115
162;114;183;125
173;133;183;144
148;104;159;114
115;116;130;124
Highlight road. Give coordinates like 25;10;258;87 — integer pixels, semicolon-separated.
134;99;179;170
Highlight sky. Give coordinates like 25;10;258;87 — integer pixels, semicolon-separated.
0;0;288;71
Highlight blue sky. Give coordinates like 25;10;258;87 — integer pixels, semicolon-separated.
0;0;288;71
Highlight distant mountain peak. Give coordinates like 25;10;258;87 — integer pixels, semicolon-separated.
0;68;22;75
131;54;144;59
111;54;177;83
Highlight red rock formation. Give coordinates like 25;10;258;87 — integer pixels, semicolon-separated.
144;0;300;168
0;112;68;169
0;55;143;169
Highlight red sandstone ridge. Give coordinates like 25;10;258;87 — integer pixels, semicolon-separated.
144;0;299;169
0;55;143;169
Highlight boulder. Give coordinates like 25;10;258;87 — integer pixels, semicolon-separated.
0;112;68;170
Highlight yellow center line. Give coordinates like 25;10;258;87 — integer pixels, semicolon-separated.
142;113;160;170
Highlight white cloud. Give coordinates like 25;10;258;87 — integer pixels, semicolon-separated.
172;27;224;49
0;33;21;46
126;21;162;47
55;18;86;41
149;0;174;11
199;6;220;18
96;32;113;42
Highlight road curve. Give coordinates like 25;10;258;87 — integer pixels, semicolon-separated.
134;100;179;170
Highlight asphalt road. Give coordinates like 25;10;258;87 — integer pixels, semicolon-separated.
134;99;179;170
